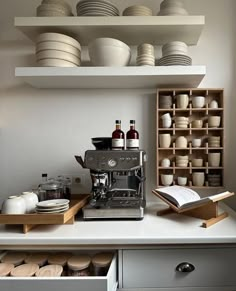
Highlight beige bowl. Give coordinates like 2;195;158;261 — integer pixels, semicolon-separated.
36;50;80;65
191;119;203;128
36;41;81;56
37;58;78;67
88;38;131;66
37;33;81;50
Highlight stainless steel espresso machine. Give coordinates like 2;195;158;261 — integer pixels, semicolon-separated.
75;150;146;220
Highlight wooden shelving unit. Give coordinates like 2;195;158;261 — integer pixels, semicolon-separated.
156;88;225;188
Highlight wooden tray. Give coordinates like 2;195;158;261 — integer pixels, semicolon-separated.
0;194;90;233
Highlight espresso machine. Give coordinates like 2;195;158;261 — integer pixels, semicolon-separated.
75;150;146;220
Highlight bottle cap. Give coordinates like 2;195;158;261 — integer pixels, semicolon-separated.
130;120;135;124
115;120;121;123
42;173;47;178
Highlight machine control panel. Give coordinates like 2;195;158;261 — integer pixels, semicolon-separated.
84;150;146;171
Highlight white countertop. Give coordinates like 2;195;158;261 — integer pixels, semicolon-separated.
0;202;236;247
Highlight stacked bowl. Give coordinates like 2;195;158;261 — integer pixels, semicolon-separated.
76;0;119;16
36;32;81;67
208;136;221;147
123;5;152;16
174;116;189;128
136;43;155;66
208;174;221;187
158;0;188;16
159;95;172;108
88;37;131;66
158;41;192;66
37;0;73;16
176;155;189;167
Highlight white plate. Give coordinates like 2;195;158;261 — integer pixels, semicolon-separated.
36;199;70;208
36;205;69;212
36;206;69;214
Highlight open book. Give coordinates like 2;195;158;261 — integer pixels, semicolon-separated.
153;185;234;210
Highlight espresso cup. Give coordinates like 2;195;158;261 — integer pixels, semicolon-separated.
192;138;201;148
161;158;171;167
177;176;187;186
208;116;221;128
159;133;171;148
192;96;205;108
192;172;205;186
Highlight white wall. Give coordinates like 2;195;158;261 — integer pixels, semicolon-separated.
0;0;236;207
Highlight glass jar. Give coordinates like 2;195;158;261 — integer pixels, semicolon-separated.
91;252;113;276
41;179;64;200
48;252;72;276
67;254;91;276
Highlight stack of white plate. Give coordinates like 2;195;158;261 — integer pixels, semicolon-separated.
36;32;81;67
36;199;70;214
123;5;152;16
136;43;155;66
76;0;119;16
37;0;73;16
158;41;191;66
158;0;188;16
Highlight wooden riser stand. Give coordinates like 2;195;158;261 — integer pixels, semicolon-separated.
153;190;234;228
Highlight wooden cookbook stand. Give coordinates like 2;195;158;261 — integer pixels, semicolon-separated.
152;190;234;228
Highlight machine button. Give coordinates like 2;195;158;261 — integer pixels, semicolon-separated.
108;158;117;168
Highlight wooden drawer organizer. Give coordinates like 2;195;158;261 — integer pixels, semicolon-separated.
156;88;224;188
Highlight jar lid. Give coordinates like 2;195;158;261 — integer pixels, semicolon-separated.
67;254;91;271
48;252;72;266
41;180;61;191
1;252;27;266
10;263;39;277
35;264;63;277
24;252;48;266
92;253;113;267
0;263;15;276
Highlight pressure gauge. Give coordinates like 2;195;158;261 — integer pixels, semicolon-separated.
108;158;117;168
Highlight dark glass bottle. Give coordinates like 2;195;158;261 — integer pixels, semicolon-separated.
112;120;125;150
126;120;139;150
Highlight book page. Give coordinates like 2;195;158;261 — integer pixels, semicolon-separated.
156;186;201;207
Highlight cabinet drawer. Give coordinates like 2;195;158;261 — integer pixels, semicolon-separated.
121;248;236;288
0;252;117;291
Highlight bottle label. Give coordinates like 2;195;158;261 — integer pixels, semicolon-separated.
112;139;124;148
127;139;139;148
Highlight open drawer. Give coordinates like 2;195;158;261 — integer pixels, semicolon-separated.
0;251;118;291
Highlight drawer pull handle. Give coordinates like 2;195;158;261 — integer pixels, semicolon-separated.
176;262;195;272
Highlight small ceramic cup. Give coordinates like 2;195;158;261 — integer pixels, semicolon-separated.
208;152;221;167
208;116;221;128
21;192;39;213
192;172;205;186
1;196;26;214
192;138;201;148
175;136;187;148
161;158;171;167
192;158;203;167
192;96;205;108
176;94;189;109
159;133;171;148
177;176;187;186
161;174;173;186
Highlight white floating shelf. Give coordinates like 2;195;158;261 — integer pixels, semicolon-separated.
15;66;206;89
15;16;205;45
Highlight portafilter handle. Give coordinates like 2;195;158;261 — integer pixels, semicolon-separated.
74;155;86;168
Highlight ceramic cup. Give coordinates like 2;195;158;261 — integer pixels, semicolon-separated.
159;133;171;148
177;176;187;186
161;158;171;167
192;172;205;186
208;116;221;128
161;174;173;186
208;152;221;167
192;96;205;108
191;119;203;128
21;192;39;213
192;138;201;148
1;196;26;214
192;158;203;167
176;94;189;109
175;136;187;148
209;100;219;109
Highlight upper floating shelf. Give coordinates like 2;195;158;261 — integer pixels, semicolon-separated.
15;66;206;89
14;16;205;45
